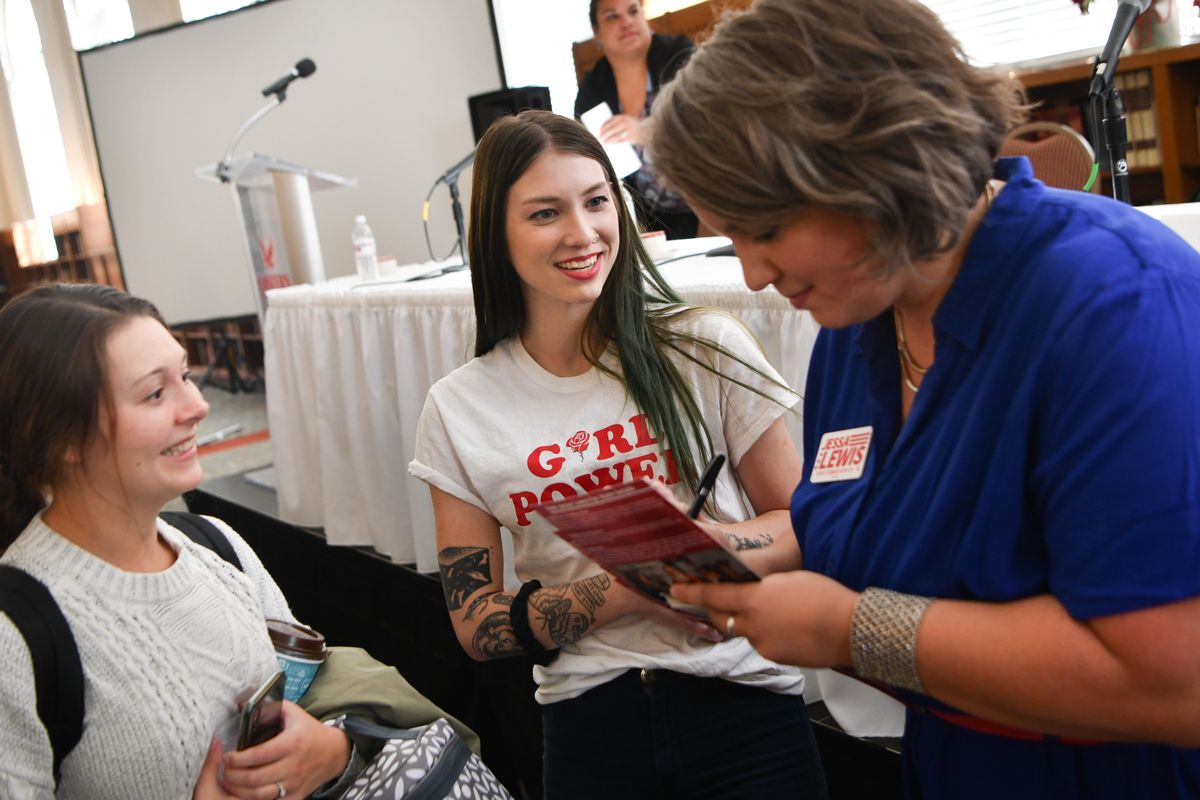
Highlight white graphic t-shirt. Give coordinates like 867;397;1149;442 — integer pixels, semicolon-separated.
410;310;806;703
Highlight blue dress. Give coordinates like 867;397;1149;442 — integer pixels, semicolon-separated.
793;158;1200;798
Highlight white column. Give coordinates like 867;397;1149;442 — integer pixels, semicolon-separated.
272;170;326;286
30;0;103;207
0;71;32;228
126;0;183;35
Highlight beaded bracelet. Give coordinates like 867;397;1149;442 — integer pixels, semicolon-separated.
849;587;934;693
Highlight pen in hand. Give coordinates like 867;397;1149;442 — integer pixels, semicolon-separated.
687;454;726;519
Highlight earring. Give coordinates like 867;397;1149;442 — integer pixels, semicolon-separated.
591;233;600;244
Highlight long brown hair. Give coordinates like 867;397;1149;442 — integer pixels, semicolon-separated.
0;284;164;549
468;110;792;495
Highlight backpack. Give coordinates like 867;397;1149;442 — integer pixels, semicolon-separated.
0;512;239;786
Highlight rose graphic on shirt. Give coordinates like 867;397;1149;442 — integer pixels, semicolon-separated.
565;430;590;460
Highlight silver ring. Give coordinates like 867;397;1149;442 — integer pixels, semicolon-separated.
276;781;287;799
725;613;737;637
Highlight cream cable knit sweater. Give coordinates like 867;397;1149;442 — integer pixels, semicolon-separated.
0;513;296;799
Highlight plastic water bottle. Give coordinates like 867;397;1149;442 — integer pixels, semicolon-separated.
352;215;379;280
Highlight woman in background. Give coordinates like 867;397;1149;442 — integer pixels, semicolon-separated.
574;0;699;239
0;284;355;800
648;1;1200;798
410;110;826;799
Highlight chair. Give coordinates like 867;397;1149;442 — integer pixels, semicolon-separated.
998;121;1099;193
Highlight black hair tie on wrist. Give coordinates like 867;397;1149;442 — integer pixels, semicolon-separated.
511;579;556;666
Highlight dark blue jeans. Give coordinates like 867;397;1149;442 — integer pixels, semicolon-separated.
542;668;828;799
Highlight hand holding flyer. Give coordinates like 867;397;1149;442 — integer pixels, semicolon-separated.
533;478;759;608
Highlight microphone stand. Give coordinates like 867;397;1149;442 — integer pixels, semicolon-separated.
448;177;467;267
1098;87;1132;204
434;152;473;267
217;93;284;183
1086;0;1147;205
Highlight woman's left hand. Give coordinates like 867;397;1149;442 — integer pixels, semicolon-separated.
671;570;860;667
193;738;239;800
599;113;643;145
221;701;351;800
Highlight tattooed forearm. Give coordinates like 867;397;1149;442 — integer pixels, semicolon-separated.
463;593;487;621
473;611;520;659
571;574;611;616
529;575;615;646
438;546;492;611
529;584;589;645
466;575;616;657
724;531;775;551
464;591;512;622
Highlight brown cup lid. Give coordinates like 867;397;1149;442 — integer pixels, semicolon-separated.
266;618;326;659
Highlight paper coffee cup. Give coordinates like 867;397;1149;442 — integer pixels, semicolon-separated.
266;619;327;702
640;230;669;262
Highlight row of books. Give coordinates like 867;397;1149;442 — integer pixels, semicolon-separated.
1028;69;1160;170
1115;70;1161;169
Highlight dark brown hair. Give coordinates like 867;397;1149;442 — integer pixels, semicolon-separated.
0;283;164;548
468;110;790;494
646;0;1028;273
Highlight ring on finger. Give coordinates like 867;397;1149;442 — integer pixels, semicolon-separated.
276;781;287;799
725;613;737;637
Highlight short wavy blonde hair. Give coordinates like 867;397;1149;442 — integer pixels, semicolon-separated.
645;0;1027;272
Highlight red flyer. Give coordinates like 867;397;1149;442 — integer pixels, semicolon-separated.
533;478;760;606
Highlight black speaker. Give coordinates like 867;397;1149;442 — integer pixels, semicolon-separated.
468;86;552;143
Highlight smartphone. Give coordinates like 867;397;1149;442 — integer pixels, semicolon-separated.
236;670;285;750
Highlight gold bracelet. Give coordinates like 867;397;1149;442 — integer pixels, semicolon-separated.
849;587;933;693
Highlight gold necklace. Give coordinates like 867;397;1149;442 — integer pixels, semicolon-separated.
893;180;997;394
893;305;927;393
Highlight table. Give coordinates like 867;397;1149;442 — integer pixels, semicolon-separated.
264;238;819;570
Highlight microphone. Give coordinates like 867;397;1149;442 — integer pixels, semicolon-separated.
1089;0;1151;96
261;58;316;98
436;151;475;185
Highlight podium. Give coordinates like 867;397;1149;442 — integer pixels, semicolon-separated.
196;154;356;321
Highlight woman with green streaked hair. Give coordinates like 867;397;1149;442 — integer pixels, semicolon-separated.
409;110;827;799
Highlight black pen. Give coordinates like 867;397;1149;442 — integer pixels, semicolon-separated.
687;454;726;519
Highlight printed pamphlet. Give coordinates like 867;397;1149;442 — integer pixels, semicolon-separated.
533;478;759;607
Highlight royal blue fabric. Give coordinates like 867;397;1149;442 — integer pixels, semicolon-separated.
793;158;1200;799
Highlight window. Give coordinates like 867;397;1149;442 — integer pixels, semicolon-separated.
919;0;1189;68
1;0;75;262
62;0;133;51
179;0;261;23
492;0;586;116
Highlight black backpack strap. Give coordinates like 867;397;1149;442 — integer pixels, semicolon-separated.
160;512;243;572
0;565;83;787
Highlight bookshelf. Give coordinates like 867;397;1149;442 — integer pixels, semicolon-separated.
0;204;122;309
1016;41;1200;205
